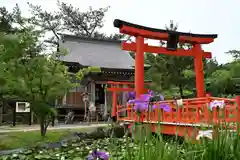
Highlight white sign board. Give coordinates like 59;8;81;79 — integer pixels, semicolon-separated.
16;102;30;113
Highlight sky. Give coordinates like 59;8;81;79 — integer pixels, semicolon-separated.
2;0;240;64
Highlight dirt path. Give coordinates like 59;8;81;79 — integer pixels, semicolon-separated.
0;123;109;133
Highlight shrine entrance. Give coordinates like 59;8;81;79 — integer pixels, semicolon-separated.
113;19;217;98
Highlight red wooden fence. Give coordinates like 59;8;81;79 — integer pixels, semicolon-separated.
116;96;240;127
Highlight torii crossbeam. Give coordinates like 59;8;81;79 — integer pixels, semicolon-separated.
113;19;218;98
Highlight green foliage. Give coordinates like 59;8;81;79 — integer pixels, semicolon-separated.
18;51;73;136
57;0;109;37
206;59;240;96
0;7;12;33
76;66;101;80
0;31;38;104
0;27;73;136
207;70;231;94
30;102;57;136
19;55;73;102
145;21;195;98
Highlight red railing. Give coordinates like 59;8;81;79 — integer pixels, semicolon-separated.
116;96;240;126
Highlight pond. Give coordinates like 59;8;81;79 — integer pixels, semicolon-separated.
0;137;184;160
1;125;240;160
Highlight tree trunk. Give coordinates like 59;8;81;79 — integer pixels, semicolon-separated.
0;106;3;126
179;84;184;98
12;106;16;127
40;117;47;137
28;108;32;126
51;114;55;127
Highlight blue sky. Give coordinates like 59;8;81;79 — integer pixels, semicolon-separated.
2;0;239;64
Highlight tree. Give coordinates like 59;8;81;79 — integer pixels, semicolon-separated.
0;27;69;136
19;53;74;136
0;7;12;33
0;32;29;125
226;50;240;60
206;51;240;96
0;4;38;124
57;1;109;37
145;21;194;98
204;58;219;77
14;30;101;136
27;1;124;48
27;2;62;48
0;5;72;134
1;27;79;136
206;69;232;96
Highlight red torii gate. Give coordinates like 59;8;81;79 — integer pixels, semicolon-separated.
113;19;217;98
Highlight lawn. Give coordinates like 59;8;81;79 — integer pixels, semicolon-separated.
0;127;96;150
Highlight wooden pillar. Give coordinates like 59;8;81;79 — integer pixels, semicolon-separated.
111;91;117;117
90;82;95;102
135;36;145;98
122;84;128;104
62;94;66;105
193;44;205;97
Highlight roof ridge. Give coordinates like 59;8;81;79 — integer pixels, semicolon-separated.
58;33;122;44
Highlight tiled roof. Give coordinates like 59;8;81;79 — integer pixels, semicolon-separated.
59;34;135;70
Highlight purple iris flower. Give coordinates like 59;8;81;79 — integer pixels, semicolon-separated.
151;94;170;112
127;90;170;112
134;99;148;112
152;103;171;112
128;94;150;113
148;90;153;96
159;95;164;101
209;100;225;111
127;91;136;100
140;94;151;101
88;150;109;160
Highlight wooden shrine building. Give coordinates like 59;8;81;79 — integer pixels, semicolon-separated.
56;34;143;121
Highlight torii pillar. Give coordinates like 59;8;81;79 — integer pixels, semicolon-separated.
135;36;145;97
193;44;205;97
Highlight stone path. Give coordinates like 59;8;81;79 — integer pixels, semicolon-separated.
0;123;109;133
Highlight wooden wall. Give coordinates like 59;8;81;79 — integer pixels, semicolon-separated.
66;92;84;108
56;83;85;108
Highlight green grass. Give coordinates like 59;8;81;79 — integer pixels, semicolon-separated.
0;128;95;150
